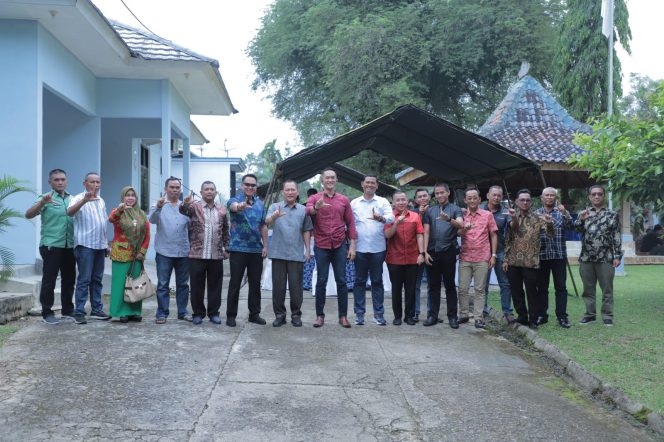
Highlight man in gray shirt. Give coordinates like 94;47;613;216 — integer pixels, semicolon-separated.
265;180;313;327
423;182;464;327
148;177;192;324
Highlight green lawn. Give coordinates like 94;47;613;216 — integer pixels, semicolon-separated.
488;264;664;414
0;324;18;348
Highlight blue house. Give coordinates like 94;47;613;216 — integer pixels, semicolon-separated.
0;0;236;264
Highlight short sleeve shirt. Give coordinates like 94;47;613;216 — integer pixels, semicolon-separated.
267;202;313;262
385;210;424;265
226;194;265;253
69;192;108;250
36;192;74;248
423;202;463;253
459;208;497;262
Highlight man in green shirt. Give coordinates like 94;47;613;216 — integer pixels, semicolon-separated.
25;169;76;325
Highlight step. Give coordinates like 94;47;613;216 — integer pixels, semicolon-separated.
0;292;34;324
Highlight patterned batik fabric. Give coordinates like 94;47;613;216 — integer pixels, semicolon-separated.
574;207;623;263
505;212;553;269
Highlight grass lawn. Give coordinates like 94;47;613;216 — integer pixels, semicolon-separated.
0;324;18;348
488;264;664;414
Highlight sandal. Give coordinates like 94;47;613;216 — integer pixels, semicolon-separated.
120;316;129;323
155;317;167;324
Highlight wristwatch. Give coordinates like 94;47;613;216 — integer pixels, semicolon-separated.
491;253;497;258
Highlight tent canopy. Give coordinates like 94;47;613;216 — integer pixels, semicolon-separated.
267;105;541;196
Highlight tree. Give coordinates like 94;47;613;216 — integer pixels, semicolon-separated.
552;0;631;122
243;139;284;184
0;176;30;281
249;0;564;149
619;74;661;120
571;82;664;214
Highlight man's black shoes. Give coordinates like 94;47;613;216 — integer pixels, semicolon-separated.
272;316;287;327
448;317;459;329
558;317;571;328
423;316;437;326
248;315;267;325
579;316;596;325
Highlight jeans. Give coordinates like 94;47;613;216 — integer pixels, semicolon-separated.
314;243;349;318
73;246;105;315
427;248;458;319
353;251;386;317
507;266;541;323
458;261;489;319
387;264;418;320
579;262;614;320
415;265;432;316
190;258;224;318
537;258;568;319
155;254;190;319
39;246;75;317
226;252;263;319
484;251;512;314
271;259;304;319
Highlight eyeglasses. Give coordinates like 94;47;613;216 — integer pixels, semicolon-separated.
243;183;257;188
590;192;604;197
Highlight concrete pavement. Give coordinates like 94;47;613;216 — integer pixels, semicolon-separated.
0;291;656;441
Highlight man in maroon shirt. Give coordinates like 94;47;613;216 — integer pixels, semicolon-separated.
306;168;358;328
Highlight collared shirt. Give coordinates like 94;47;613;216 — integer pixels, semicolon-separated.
460;208;497;263
422;202;463;253
68;192;108;250
148;201;190;258
180;200;229;260
306;192;358;250
481;203;511;253
505;212;553;269
351;194;394;253
226;193;266;253
384;209;424;265
267;202;313;262
35;191;74;248
574;207;623;263
536;207;573;261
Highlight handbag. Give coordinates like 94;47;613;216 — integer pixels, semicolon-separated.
124;259;155;303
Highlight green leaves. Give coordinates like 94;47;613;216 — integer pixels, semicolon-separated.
572;82;664;214
0;175;30;281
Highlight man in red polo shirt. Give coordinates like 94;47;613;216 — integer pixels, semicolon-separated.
306;168;358;328
457;188;498;329
384;191;425;325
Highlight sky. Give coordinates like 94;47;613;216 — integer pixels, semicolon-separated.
93;0;664;161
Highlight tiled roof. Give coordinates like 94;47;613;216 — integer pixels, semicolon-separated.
478;75;591;163
111;21;218;66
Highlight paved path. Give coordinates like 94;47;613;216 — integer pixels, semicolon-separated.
0;292;655;441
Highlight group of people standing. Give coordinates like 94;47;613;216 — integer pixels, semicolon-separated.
27;167;622;330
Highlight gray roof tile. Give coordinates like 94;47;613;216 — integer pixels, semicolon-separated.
478;75;591;163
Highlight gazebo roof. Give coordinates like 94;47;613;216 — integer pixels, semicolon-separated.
478;75;591;164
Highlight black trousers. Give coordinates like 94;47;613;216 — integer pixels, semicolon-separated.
189;258;223;318
427;248;458;319
387;264;418;320
226;252;263;319
39;246;76;317
271;259;303;318
508;266;541;323
537;258;568;319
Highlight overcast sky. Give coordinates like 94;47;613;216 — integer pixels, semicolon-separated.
93;0;664;160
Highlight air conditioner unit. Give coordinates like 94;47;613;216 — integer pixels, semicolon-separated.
171;139;183;155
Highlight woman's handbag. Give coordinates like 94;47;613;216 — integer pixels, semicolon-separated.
124;260;156;303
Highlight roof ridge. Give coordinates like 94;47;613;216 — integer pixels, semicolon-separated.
109;20;219;67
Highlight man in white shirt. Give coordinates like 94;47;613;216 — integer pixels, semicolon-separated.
350;175;394;325
67;172;109;324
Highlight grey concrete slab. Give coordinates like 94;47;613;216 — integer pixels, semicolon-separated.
0;289;656;442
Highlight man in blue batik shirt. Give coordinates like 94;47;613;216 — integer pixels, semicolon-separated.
225;174;268;326
535;187;573;328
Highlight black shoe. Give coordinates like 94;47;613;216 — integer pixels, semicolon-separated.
458;317;469;324
448;317;459;329
73;313;87;324
226;317;236;327
249;315;267;325
291;316;303;327
579;316;596;325
423;316;437;326
128;315;142;322
393;318;402;326
89;311;110;321
535;316;548;325
413;313;420;323
474;319;486;329
405;317;416;325
272;316;287;327
603;318;614;327
558;317;571;328
119;316;129;323
41;314;60;325
528;322;538;330
515;316;529;326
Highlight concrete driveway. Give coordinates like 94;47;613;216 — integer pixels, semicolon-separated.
0;291;655;441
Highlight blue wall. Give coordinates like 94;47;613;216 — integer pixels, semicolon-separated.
0;20;40;264
97;79;161;118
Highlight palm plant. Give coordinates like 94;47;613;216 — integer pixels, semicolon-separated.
0;175;31;281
